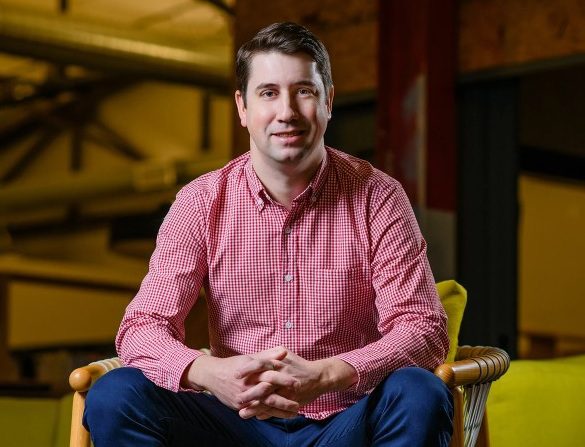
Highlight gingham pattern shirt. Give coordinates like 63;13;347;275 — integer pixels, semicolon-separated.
116;147;448;420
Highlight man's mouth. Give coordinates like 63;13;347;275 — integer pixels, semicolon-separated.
272;130;304;138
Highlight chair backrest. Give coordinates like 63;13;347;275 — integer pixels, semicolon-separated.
436;280;467;362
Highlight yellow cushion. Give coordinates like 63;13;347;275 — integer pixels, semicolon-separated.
487;355;585;446
436;280;467;362
0;397;59;447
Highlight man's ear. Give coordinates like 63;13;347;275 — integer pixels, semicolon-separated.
326;85;334;120
235;90;247;128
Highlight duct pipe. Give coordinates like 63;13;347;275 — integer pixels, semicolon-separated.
0;6;231;90
0;158;228;213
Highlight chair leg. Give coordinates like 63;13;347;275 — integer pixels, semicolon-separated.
449;387;464;447
70;392;91;447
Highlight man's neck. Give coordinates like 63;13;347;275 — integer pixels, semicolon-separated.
251;148;325;210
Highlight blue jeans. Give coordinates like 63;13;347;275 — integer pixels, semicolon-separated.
84;366;453;446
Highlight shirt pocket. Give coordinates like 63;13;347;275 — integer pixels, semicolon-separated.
303;267;374;332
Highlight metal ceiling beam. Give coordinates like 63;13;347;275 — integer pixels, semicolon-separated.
0;6;231;91
0;158;228;213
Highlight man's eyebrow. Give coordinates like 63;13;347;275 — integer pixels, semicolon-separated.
255;83;279;91
254;80;319;91
294;80;318;87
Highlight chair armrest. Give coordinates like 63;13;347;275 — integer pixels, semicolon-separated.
434;345;510;388
69;357;123;393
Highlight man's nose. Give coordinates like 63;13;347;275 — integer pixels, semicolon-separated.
277;93;299;121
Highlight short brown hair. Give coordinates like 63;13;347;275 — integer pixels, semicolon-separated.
236;22;333;103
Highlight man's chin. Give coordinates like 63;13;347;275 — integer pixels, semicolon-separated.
273;146;307;162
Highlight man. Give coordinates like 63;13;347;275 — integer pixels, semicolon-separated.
85;22;453;446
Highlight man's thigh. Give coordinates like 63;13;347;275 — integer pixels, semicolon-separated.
285;367;452;447
84;367;451;446
84;367;272;447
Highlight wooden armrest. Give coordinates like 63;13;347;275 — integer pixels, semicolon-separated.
69;357;123;393
434;345;510;388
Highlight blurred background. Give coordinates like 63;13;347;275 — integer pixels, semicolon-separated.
0;0;583;398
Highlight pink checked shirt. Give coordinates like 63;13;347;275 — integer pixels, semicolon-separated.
116;147;449;420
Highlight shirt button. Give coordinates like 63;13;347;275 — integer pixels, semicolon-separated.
285;226;292;234
311;195;317;203
284;274;293;282
284;321;294;329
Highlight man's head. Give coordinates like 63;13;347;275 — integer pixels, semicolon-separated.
236;22;333;105
234;23;334;174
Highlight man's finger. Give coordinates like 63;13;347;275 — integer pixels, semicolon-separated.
237;373;298;404
239;399;298;420
261;393;300;413
235;347;288;379
234;358;266;379
237;381;274;404
255;346;288;362
242;393;299;414
255;370;299;388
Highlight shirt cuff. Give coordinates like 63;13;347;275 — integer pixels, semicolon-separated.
334;350;392;396
159;347;206;392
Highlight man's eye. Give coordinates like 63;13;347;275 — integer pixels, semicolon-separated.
261;91;276;98
298;88;313;95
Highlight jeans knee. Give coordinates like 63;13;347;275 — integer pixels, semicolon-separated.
379;367;453;420
85;367;152;422
369;368;453;446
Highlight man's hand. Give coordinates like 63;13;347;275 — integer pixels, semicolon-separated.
237;351;358;420
182;346;301;419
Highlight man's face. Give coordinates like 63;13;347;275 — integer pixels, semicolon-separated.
235;51;333;168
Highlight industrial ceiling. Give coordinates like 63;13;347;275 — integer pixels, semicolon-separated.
0;0;235;261
0;0;233;87
0;0;234;213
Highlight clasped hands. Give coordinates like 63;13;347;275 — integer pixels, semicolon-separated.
185;346;357;420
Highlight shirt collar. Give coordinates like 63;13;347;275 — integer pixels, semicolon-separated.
243;147;331;210
306;146;330;204
244;155;269;211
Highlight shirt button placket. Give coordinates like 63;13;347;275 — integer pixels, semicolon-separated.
282;221;295;344
282;272;294;342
